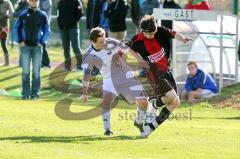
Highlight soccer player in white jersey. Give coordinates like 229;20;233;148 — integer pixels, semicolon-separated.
81;27;151;136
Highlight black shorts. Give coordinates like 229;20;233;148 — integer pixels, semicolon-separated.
147;70;178;96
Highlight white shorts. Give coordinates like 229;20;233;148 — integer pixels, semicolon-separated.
102;78;147;104
201;89;217;98
102;78;118;95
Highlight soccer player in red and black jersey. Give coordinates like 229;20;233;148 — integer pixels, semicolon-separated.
128;15;192;137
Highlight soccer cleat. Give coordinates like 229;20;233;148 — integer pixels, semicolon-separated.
134;120;145;137
142;119;159;138
104;129;113;136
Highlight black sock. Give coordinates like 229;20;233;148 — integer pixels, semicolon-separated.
156;95;165;108
156;107;171;125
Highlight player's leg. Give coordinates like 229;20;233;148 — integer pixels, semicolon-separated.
102;79;118;136
134;98;149;136
118;80;150;136
136;98;149;121
142;90;180;137
143;74;181;137
101;92;116;136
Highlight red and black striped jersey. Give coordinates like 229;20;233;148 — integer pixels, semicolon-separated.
129;27;176;72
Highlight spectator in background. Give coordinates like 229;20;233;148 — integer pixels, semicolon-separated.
57;0;83;71
13;0;29;67
0;0;14;66
105;0;129;41
130;0;144;27
185;0;211;10
13;0;29;18
39;0;52;68
99;0;110;36
161;0;182;69
141;0;160;18
181;61;218;104
86;0;106;32
14;0;50;99
162;0;181;29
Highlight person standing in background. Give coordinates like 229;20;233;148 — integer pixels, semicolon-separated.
162;0;181;29
99;0;110;36
130;0;144;27
57;0;84;71
13;0;29;67
13;0;29;18
161;0;182;68
185;0;211;10
14;0;50;99
141;0;160;18
86;0;105;32
39;0;52;68
104;0;129;41
0;0;14;66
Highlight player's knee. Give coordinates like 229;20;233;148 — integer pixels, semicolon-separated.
173;97;181;107
137;98;148;110
101;102;111;109
102;93;115;107
101;99;113;108
165;90;178;103
169;97;180;109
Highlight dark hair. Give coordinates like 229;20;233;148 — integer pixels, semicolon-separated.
90;27;106;42
187;61;198;68
140;15;157;32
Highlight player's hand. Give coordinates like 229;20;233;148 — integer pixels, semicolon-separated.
139;61;150;69
81;94;88;102
112;51;123;67
182;37;193;43
19;42;25;48
38;43;42;47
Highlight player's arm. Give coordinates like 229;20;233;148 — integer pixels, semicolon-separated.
174;32;192;43
127;49;150;69
81;67;91;102
112;40;150;69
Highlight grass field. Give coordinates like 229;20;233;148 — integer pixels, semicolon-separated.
0;47;240;159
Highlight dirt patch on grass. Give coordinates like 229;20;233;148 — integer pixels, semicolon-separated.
208;83;240;109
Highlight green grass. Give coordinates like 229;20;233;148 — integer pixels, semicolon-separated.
0;47;240;159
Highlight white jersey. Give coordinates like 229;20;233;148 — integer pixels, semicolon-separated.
82;38;129;80
82;38;147;104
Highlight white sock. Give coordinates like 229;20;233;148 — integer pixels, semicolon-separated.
135;107;146;124
102;107;111;131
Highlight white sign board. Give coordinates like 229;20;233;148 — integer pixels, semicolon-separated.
153;9;218;21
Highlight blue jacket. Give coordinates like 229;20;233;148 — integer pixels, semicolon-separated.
185;69;218;93
13;8;50;46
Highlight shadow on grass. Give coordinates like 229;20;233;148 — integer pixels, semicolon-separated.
192;116;240;120
0;73;21;83
5;84;22;91
0;135;143;143
0;66;19;73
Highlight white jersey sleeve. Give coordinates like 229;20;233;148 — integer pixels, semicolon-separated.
82;47;103;71
105;38;130;54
